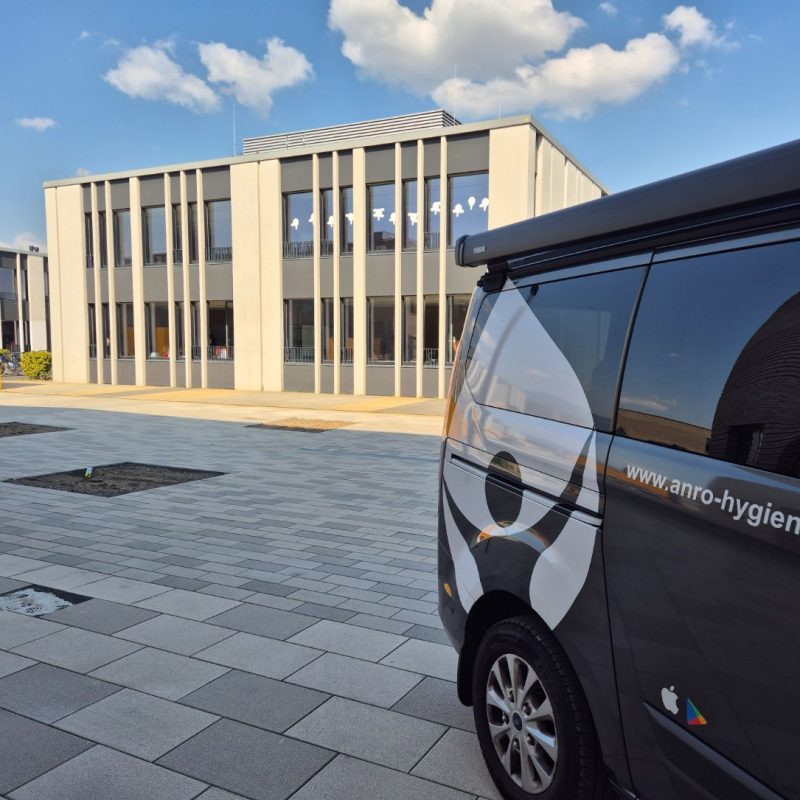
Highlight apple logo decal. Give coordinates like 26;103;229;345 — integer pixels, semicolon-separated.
661;685;679;715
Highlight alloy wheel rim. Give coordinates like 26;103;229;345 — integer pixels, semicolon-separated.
485;653;558;794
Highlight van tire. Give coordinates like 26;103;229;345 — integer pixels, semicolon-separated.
472;615;613;800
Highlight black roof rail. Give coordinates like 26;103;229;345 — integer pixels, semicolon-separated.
456;137;800;269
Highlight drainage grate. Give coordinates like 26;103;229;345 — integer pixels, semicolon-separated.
0;585;91;617
5;461;226;497
0;422;70;438
247;418;353;433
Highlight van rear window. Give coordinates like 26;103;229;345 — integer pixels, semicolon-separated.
617;239;800;479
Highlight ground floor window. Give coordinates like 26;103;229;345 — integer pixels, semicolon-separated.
102;304;110;358
401;296;439;366
175;302;184;359
285;298;314;363
208;301;234;360
146;302;170;359
368;297;394;364
341;298;354;364
321;298;334;363
88;304;97;357
116;303;135;358
447;294;471;364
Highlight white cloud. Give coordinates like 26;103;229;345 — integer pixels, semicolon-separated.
75;167;91;177
15;117;56;132
663;5;730;49
79;30;92;40
104;42;220;112
330;0;730;120
329;0;583;94
0;231;45;251
198;38;312;115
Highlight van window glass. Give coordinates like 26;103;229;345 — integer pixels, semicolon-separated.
617;239;800;478
466;267;643;431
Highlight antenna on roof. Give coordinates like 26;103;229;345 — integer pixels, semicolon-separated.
232;100;237;157
453;63;457;121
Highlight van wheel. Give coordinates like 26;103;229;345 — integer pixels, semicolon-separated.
472;616;613;800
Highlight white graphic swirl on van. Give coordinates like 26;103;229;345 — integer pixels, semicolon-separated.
625;464;800;535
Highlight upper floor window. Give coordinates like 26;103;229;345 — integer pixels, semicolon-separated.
84;213;93;269
142;206;167;266
188;203;199;263
341;187;354;254
368;183;395;252
449;172;489;245
98;211;108;268
205;200;231;263
284;192;313;259
403;180;418;250
171;204;183;262
320;189;334;256
425;178;441;250
113;210;132;267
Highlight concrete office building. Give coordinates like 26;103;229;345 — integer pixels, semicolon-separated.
0;246;49;353
43;111;605;397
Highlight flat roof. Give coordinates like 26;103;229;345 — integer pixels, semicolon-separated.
457;136;800;268
43;113;607;192
0;245;46;257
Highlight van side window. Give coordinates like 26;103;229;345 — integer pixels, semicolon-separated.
466;267;644;431
617;239;800;478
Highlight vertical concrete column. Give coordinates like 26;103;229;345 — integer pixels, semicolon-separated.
15;254;24;351
393;144;402;396
332;152;341;394
26;255;48;351
438;136;448;399
90;184;104;383
260;159;283;391
105;182;118;384
44;187;64;381
179;172;191;388
129;176;146;386
196;169;209;388
489;125;538;227
352;147;367;396
164;174;177;387
312;153;321;393
415;141;424;398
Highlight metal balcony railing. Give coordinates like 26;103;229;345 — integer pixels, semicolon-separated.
86;253;94;269
284;346;315;364
424;231;440;251
144;252;168;266
283;241;314;259
88;344;97;358
424;347;439;366
172;248;183;263
208;345;234;361
206;245;233;263
340;347;353;364
0;291;17;302
320;239;333;257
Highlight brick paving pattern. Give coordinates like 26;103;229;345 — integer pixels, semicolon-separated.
0;405;499;800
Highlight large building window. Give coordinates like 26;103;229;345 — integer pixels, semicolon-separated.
321;298;334;363
406;296;441;366
284;192;313;259
142;206;167;265
368;297;394;363
84;213;94;269
20;261;28;300
88;304;97;357
188;203;199;263
403;180;418;250
320;189;334;257
402;297;416;364
171;205;183;263
114;210;132;267
368;183;395;252
341;298;354;364
189;302;200;359
449;172;489;245
205;200;232;262
0;266;16;301
446;295;471;364
98;211;108;268
425;178;441;250
284;299;314;363
340;187;354;254
208;301;234;360
116;303;135;357
175;302;185;358
145;302;170;358
101;303;110;357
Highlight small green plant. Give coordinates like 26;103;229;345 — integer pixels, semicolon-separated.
20;351;52;380
0;348;10;359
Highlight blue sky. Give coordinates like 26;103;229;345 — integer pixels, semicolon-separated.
1;0;798;250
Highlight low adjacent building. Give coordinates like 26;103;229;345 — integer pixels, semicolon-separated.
43;110;605;397
0;246;49;354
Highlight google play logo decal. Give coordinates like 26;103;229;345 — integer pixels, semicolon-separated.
687;698;707;726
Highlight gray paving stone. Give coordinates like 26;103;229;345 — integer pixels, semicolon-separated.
90;647;229;700
198;584;252;601
135;588;240;621
0;650;34;679
245;592;304;611
196;789;249;800
9;745;206;800
406;624;450;645
288;620;406;662
0;611;64;649
292;602;355;623
346;613;412;635
412;728;502;799
286;696;445;771
0;555;49;577
114;614;236;656
239;579;296;597
289;754;474;800
57;688;218;761
180;669;328;732
380;639;458;681
0;663;120;723
13;627;142;673
196;632;321;679
392;677;476;732
287;652;422;708
158;719;334;800
207;602;315;640
0;577;26;594
72;576;171;604
43;599;159;634
13;565;107;591
0;708;92;795
153;575;210;591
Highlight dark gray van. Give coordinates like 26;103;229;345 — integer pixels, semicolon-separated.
438;140;800;800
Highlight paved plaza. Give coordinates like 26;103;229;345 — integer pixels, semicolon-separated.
0;390;498;800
